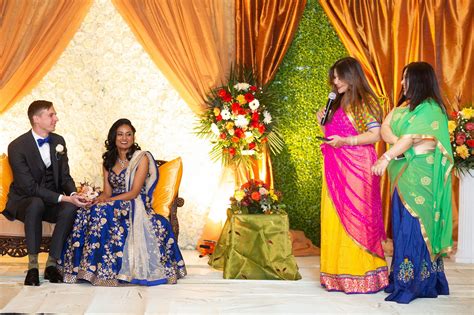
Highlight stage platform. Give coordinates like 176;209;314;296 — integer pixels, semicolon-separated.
0;250;472;314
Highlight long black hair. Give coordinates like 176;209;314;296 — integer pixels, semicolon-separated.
327;57;381;124
102;118;141;170
397;62;446;112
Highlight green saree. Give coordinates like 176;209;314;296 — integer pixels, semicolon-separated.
388;99;454;259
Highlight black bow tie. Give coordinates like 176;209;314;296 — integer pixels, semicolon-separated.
37;136;51;147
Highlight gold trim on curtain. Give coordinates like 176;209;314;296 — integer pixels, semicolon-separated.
112;0;235;114
0;0;92;113
319;0;474;240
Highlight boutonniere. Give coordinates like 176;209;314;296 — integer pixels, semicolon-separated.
55;144;65;160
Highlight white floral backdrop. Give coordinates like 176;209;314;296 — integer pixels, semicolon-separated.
0;0;225;249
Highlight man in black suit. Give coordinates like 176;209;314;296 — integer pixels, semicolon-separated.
3;100;87;286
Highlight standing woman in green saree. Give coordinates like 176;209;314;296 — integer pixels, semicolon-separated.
372;62;453;304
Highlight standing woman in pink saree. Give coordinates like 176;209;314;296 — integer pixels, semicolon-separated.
317;57;388;293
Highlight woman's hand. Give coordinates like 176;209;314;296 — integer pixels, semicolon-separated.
326;135;347;148
316;109;325;125
371;158;389;176
92;195;112;205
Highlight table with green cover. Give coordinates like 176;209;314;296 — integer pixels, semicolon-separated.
209;211;301;280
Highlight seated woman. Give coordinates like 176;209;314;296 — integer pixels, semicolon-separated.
58;119;186;286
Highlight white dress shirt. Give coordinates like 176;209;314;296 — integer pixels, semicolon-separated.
31;130;51;168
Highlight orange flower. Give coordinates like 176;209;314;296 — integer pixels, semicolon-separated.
251;191;261;201
231;136;240;143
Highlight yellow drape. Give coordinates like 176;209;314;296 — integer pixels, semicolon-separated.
0;0;92;113
319;0;473;239
112;0;235;114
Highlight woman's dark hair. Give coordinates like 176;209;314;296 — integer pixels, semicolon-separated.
327;57;381;124
397;62;446;112
102;118;141;170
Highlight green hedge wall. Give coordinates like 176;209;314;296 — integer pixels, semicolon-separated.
270;0;347;246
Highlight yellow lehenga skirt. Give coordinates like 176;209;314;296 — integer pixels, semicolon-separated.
320;175;388;293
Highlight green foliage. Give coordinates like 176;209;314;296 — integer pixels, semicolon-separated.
270;0;347;246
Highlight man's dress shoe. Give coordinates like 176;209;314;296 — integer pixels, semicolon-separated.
24;268;40;286
44;266;63;283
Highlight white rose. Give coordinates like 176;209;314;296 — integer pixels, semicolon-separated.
235;115;249;128
56;144;65;154
233;82;250;91
249;99;260;111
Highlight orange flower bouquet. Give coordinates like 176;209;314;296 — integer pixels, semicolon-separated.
229;179;285;214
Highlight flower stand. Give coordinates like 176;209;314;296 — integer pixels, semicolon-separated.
456;173;474;263
209;210;301;280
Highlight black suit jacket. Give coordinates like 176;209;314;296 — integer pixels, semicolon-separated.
4;131;76;219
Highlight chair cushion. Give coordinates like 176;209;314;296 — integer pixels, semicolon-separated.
0;154;13;213
152;157;183;218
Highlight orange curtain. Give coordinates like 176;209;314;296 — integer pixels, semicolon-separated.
236;0;308;86
235;0;307;187
319;0;474;239
0;0;92;113
112;0;235;114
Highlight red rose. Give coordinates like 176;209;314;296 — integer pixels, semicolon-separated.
251;191;261;201
219;133;227;140
258;123;266;134
250;121;259;128
229;147;236;156
252;112;259;122
217;89;228;98
238;108;246;115
249;142;256;150
466;122;474;131
216;114;222;122
249;85;257;92
244;92;254;102
467;139;474;148
234;128;245;138
232;102;241;113
456;132;466;145
222;93;232;102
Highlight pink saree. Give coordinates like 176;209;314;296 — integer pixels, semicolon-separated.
321;107;386;258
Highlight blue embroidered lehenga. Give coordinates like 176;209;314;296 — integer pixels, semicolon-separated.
59;151;186;286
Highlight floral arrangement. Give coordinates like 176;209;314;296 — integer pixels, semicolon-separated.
229;179;285;215
196;69;283;166
78;181;101;202
448;106;474;173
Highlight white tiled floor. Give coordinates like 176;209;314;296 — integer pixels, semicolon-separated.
0;250;473;314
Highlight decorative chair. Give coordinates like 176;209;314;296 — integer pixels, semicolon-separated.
0;157;183;257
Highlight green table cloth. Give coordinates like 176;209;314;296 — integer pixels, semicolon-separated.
209;211;301;280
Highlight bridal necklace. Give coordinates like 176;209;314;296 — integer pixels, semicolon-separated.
118;157;128;169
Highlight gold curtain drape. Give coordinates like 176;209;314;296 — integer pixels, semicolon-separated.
319;0;474;239
112;0;235;114
236;0;308;86
235;0;307;187
0;0;92;113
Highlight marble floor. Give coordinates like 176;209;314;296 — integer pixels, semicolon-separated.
0;251;473;314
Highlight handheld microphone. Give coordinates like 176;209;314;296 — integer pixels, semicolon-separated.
320;92;337;126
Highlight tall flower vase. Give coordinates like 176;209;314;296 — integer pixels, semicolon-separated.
456;172;474;263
